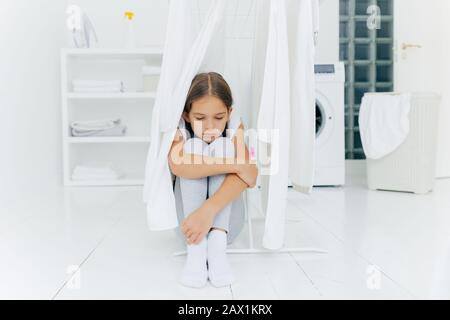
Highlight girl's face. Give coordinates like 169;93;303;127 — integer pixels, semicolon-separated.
183;95;232;143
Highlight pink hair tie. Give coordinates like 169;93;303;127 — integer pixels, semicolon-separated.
250;147;256;160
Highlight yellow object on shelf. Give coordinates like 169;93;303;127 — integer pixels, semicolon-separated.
124;11;135;21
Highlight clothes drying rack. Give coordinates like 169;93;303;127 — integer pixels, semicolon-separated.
173;189;328;256
170;0;326;257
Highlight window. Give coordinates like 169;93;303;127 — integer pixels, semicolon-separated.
340;0;394;159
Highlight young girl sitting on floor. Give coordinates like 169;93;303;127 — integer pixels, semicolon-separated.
168;72;258;288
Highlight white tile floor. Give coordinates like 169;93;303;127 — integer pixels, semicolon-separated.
1;171;450;300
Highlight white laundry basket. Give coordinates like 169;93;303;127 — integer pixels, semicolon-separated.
366;92;441;194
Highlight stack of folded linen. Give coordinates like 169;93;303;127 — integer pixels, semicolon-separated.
72;80;124;93
72;162;124;181
70;118;127;137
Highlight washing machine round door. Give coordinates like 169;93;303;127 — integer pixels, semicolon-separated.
315;90;334;148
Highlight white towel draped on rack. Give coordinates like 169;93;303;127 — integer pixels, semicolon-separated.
255;0;317;250
256;0;291;250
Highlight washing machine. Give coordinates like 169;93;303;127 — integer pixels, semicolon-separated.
313;63;346;186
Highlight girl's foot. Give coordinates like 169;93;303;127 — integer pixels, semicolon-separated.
207;229;234;287
180;238;208;288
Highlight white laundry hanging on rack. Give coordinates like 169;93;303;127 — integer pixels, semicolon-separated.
142;0;318;251
142;0;228;231
288;0;317;194
255;0;291;251
70;118;127;137
254;0;318;250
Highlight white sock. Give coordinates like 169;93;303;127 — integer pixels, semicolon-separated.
179;238;208;288
207;230;234;287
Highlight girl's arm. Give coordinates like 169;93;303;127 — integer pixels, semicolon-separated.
168;130;239;179
181;123;258;245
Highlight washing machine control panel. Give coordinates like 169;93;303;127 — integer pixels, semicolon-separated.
315;64;335;74
314;63;345;83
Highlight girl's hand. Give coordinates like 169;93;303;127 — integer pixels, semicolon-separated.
236;162;258;188
181;204;216;245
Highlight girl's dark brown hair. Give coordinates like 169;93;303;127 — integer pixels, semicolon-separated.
183;72;233;114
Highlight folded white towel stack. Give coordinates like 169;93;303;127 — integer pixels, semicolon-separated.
359;92;412;160
70;118;127;137
72;80;124;93
72;162;124;181
71;118;120;131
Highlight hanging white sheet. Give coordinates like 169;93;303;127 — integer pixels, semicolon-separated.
256;0;291;251
143;0;318;251
255;0;317;250
142;0;227;230
288;0;317;194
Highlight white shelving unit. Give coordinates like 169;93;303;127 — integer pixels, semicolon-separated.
61;48;163;186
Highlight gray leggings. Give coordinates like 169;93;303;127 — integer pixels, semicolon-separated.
180;136;235;232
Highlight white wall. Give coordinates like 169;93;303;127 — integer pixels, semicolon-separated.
393;0;450;178
0;1;66;198
65;0;169;48
0;0;169;197
436;1;450;178
315;0;339;63
0;0;339;195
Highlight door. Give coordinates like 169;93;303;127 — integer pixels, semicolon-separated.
394;0;450;178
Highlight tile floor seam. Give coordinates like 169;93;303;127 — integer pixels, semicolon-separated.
288;198;418;299
51;197;129;299
288;252;323;297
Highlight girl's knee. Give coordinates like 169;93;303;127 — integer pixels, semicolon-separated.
183;137;207;156
208;137;235;158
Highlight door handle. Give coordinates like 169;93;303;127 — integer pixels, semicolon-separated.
401;43;422;50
